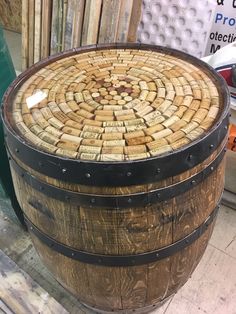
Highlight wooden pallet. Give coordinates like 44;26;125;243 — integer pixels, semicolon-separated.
21;0;142;70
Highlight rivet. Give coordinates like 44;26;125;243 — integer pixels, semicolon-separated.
65;195;70;201
127;171;132;177
156;168;161;173
188;154;193;160
85;173;91;178
30;226;33;230
8;156;11;161
224;125;228;130
156;193;161;198
91;198;95;204
191;180;196;185
224;148;227;152
62;168;67;173
15;148;19;153
210;166;214;171
127;198;132;203
156;253;159;257
209;144;214;149
185;239;189;244
71;252;74;257
39;186;44;191
38;161;43;167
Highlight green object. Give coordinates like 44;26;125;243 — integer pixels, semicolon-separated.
0;26;25;227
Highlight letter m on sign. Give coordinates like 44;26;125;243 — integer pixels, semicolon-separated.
210;44;221;53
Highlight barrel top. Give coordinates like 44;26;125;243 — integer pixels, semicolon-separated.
5;45;228;162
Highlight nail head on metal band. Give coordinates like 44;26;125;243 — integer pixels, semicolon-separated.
8;144;226;209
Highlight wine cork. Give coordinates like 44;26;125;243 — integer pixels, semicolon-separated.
207;106;219;119
102;146;124;154
45;125;63;137
79;145;101;154
23;114;36;128
102;132;123;140
186;127;205;141
38;141;57;154
62;126;81;137
99;154;124;161
182;109;196;123
80;153;98;161
124;145;147;155
67;112;84;123
40;107;53;120
57;140;80;151
48;117;64;129
61;133;82;144
56;148;78;158
171;138;190;150
150;145;173;156
146;138;169;150
82;139;104;147
58;102;72;114
16;122;29;135
38;131;59;145
11;48;223;162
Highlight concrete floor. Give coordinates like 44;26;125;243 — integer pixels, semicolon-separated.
1;29;236;314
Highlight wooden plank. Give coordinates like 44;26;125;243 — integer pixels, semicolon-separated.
82;0;102;45
50;0;63;55
28;0;35;66
34;0;42;63
0;249;69;314
64;0;74;50
61;0;68;51
115;0;133;42
21;0;29;70
127;0;142;42
0;205;92;313
41;0;52;59
71;0;85;47
98;0;121;44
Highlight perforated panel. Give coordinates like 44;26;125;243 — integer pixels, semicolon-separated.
137;0;217;58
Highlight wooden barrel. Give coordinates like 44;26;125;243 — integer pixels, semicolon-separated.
2;44;230;313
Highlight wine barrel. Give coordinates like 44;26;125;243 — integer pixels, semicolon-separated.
2;44;230;313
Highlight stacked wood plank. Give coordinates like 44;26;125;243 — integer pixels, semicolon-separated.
21;0;142;70
13;48;221;162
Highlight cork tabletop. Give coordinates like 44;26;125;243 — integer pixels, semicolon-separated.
11;47;222;162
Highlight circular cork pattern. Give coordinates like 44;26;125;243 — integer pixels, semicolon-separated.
11;48;221;161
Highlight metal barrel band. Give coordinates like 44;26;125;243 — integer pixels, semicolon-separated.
8;144;226;209
25;204;219;267
3;114;229;187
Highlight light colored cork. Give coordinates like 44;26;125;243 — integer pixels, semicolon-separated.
12;48;223;161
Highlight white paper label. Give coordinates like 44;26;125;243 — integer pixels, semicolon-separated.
205;0;236;55
26;91;47;109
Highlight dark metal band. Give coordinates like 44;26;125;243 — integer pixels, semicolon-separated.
4;116;229;187
8;144;226;208
25;203;219;267
2;43;230;187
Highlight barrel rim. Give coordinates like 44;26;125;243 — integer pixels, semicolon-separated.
1;43;230;186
